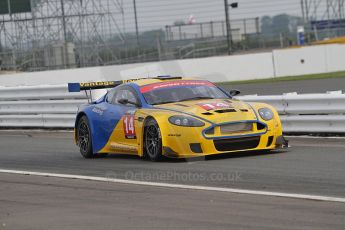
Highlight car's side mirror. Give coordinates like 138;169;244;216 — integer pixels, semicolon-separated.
118;98;140;107
229;89;241;97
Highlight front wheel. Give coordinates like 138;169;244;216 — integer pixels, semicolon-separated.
144;118;163;161
77;116;94;158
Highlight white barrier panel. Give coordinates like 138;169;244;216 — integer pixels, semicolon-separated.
238;92;345;115
0;84;82;128
281;115;345;133
0;84;345;133
283;93;345;115
0;100;87;114
0;85;86;100
236;95;286;113
273;44;345;77
0;52;275;86
0;114;75;128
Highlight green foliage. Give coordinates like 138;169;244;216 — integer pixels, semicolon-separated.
174;20;186;26
261;14;303;38
109;29;165;49
219;71;345;85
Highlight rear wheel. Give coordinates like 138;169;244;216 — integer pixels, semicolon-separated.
77;116;94;158
144;118;163;161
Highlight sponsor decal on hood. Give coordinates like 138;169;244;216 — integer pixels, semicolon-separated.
197;102;233;111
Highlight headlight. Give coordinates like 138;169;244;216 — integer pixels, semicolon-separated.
168;115;205;127
258;108;274;121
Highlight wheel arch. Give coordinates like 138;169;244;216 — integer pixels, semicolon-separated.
139;111;178;157
142;115;165;161
75;112;86;143
75;111;97;153
140;115;155;157
142;115;167;140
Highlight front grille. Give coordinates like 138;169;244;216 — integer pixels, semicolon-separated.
214;136;261;152
220;122;253;134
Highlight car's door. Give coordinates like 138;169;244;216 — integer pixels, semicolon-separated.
102;86;141;153
89;87;123;152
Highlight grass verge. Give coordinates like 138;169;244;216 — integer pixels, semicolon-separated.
219;71;345;85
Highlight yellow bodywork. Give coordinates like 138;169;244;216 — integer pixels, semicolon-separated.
97;97;283;158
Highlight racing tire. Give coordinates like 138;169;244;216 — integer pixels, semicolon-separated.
77;116;94;158
144;118;163;162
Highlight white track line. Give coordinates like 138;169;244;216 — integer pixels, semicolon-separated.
0;169;344;203
286;135;345;140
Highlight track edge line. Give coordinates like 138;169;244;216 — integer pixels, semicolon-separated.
0;169;344;203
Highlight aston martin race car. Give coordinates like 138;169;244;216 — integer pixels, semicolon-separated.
68;76;287;161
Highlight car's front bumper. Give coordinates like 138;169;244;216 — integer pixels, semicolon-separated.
161;120;284;158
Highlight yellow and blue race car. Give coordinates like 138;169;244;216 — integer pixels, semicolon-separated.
68;76;287;161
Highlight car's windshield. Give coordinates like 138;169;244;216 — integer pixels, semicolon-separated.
140;80;230;105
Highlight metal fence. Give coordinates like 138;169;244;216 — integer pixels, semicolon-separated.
165;18;260;42
1;0;345;72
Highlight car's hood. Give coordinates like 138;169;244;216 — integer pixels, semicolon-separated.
154;99;258;124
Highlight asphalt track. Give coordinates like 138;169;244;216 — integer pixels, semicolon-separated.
220;77;345;95
0;131;344;229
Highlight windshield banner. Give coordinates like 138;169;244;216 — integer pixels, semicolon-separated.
140;80;214;93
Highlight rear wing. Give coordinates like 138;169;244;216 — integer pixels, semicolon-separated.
67;76;182;92
68;81;121;92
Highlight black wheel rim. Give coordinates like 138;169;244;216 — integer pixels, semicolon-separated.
78;121;89;153
145;124;160;158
